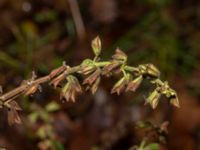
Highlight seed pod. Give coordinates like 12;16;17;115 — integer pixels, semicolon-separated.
111;77;126;95
67;88;76;102
60;82;70;101
80;66;97;75
49;65;66;78
138;64;160;78
68;76;82;93
91;36;101;57
62;84;76;102
145;64;160;78
60;75;82;102
146;89;161;109
112;48;127;62
61;83;71;102
169;94;180;108
102;61;120;75
49;73;66;88
83;68;101;85
111;74;131;95
126;75;143;92
138;64;147;75
91;77;101;94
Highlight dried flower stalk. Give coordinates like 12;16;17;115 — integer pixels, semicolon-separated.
0;36;179;125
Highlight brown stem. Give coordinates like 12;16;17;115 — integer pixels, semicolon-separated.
0;59;178;109
0;65;81;102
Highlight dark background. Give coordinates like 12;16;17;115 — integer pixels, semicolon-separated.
0;0;200;149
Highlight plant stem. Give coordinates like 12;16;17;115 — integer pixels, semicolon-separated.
124;65;138;72
95;61;111;67
0;59;174;108
0;66;81;102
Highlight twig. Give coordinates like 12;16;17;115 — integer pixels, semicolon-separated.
0;66;81;102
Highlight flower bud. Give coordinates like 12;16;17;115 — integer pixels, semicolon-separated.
91;36;101;57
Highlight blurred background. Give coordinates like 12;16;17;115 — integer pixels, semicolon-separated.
0;0;200;149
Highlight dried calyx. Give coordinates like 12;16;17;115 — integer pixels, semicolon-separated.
60;75;82;102
0;36;179;125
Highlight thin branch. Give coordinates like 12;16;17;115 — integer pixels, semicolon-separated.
0;66;81;102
